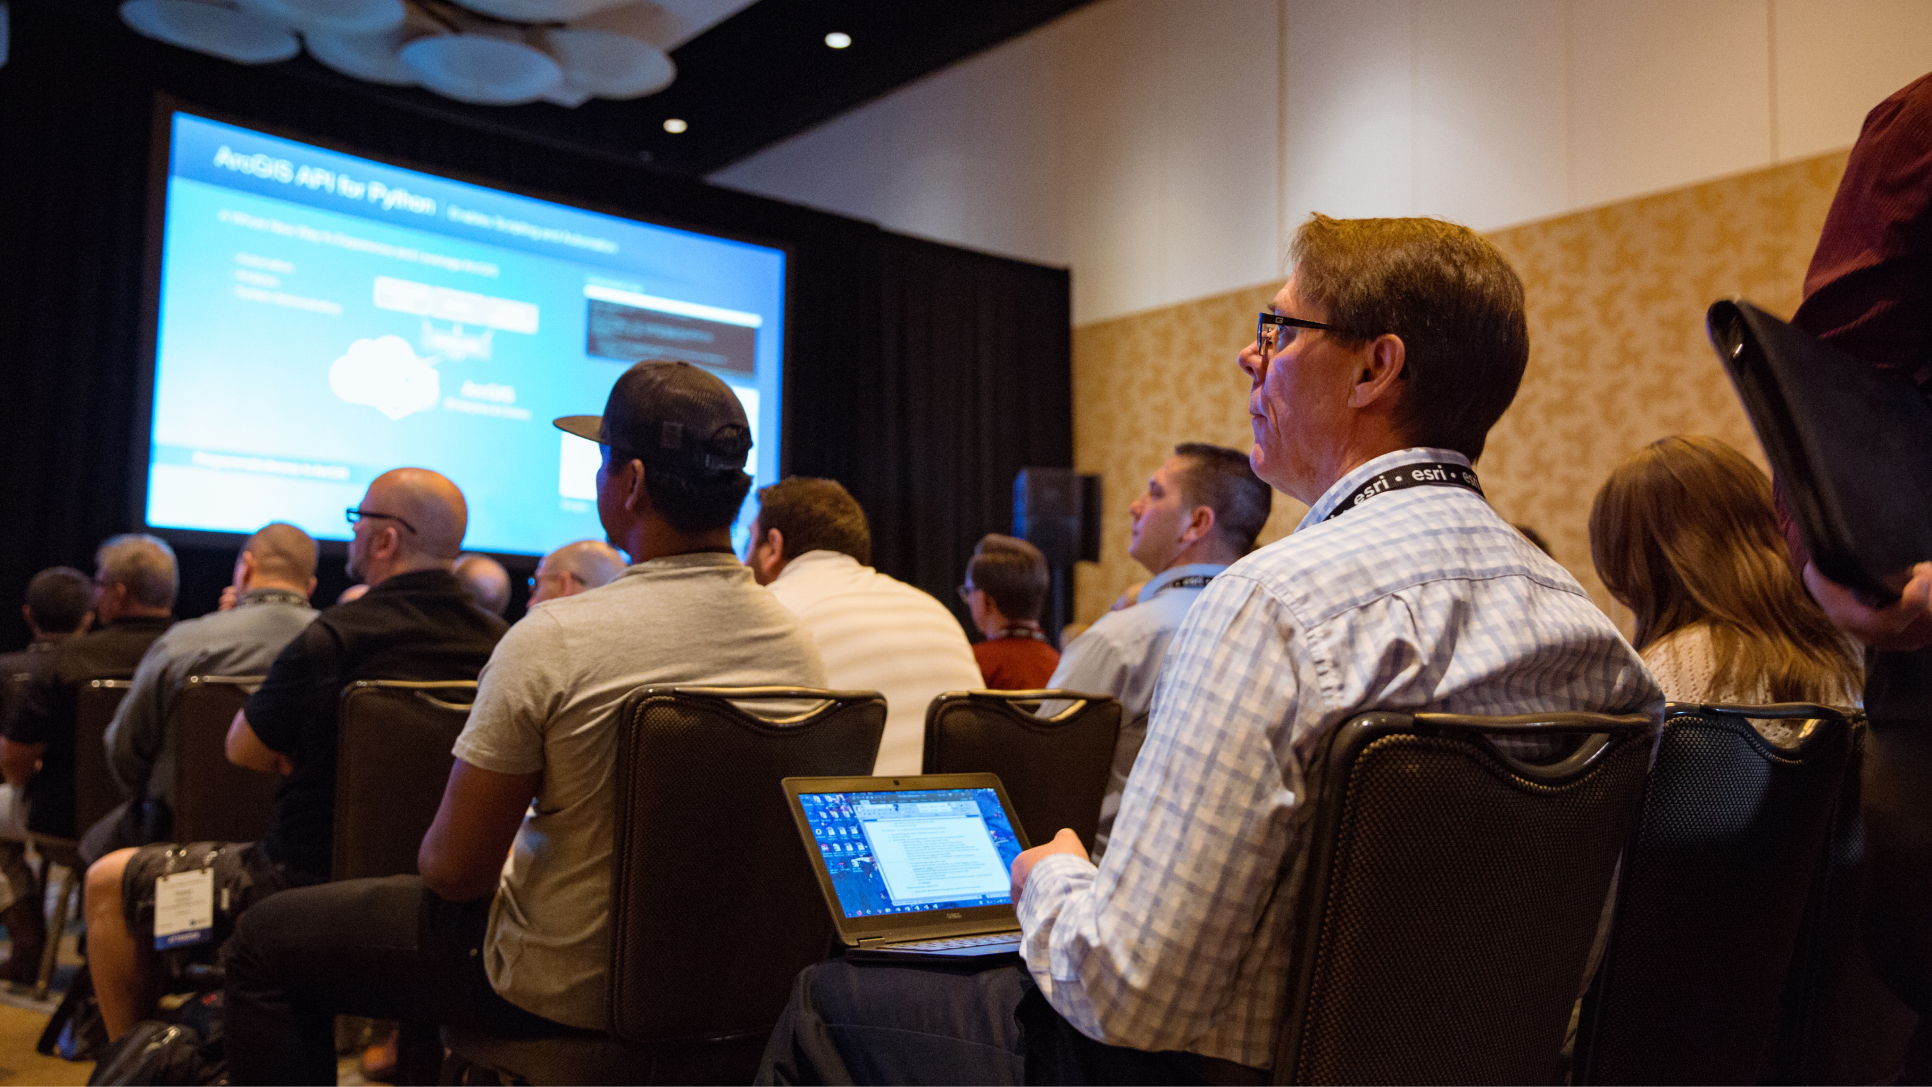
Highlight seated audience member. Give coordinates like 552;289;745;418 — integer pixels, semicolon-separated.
219;361;827;1085
0;566;94;982
4;537;177;850
746;476;983;775
85;524;320;863
83;468;506;1040
525;538;626;605
1049;443;1271;860
454;553;513;617
756;215;1661;1085
1590;435;1862;740
962;535;1058;689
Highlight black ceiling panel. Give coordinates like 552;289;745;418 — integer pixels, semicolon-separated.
44;0;1095;177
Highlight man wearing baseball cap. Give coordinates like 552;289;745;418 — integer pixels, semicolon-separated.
221;362;829;1084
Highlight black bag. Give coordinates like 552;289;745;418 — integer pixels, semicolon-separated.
85;1021;217;1086
38;962;109;1062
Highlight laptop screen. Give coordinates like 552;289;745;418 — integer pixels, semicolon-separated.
798;787;1026;918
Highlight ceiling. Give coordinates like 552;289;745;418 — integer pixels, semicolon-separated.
51;0;1097;177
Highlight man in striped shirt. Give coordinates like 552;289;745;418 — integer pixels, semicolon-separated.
757;216;1659;1085
747;477;983;775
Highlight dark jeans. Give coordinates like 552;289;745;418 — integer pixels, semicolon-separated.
222;875;573;1085
1863;646;1932;1081
755;958;1265;1086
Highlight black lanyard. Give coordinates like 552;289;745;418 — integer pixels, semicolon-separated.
1324;462;1484;522
1152;574;1215;597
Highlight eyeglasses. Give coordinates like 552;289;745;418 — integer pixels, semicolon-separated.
1257;311;1334;358
345;507;419;535
956;582;978;603
1255;311;1410;378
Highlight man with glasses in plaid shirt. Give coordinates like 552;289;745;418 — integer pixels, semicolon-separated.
757;215;1660;1085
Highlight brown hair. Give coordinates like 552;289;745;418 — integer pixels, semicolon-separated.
1172;443;1273;554
1290;214;1529;462
1589;435;1861;703
755;477;871;565
968;534;1049;621
96;533;178;611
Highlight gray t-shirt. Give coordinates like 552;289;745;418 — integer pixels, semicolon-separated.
453;552;827;1029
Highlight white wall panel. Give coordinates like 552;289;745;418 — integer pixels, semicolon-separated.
1281;0;1416;227
1414;0;1569;231
1153;0;1283;305
1058;0;1168;321
1569;0;1772;208
713;0;1929;325
1772;0;1932;160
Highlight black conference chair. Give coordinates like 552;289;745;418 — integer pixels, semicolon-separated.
921;690;1119;851
333;679;478;882
32;678;133;999
1574;703;1854;1085
1765;717;1917;1085
170;674;277;844
1274;710;1656;1086
443;686;886;1086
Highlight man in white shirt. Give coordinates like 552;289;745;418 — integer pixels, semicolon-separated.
1049;442;1271;860
756;215;1659;1085
745;477;982;775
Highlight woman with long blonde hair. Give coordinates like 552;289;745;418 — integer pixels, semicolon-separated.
1590;435;1861;736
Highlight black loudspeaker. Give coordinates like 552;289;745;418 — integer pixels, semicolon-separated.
1013;468;1102;642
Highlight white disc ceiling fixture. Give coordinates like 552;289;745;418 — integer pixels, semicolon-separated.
534;26;673;100
401;32;563;105
235;0;406;36
445;0;628;22
119;0;682;107
119;0;301;65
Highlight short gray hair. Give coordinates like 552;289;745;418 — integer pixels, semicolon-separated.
96;533;179;610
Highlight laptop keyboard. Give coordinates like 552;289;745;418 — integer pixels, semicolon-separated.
888;932;1021;950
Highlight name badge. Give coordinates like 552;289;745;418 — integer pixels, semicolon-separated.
153;869;215;950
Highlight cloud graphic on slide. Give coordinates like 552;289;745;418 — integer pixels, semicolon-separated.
329;335;440;421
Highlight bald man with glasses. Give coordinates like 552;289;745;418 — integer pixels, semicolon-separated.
83;468;510;1042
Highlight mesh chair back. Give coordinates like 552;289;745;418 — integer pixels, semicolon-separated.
74;680;133;837
922;690;1119;850
170;675;277;843
608;687;885;1047
333;680;476;882
1277;711;1656;1086
1576;703;1853;1085
1768;719;1915;1085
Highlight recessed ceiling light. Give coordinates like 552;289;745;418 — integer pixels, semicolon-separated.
662;117;688;134
824;32;851;49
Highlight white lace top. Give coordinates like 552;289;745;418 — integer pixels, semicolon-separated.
1641;623;1861;745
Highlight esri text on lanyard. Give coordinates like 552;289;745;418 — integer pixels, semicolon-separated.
1324;462;1484;523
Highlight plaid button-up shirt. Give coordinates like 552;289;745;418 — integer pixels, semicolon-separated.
1017;447;1662;1069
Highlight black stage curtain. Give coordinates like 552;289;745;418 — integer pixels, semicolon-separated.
0;5;1069;645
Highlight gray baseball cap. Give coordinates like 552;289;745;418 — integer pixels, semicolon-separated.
554;361;752;474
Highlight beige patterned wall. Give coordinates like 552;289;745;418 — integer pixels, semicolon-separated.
1071;150;1852;630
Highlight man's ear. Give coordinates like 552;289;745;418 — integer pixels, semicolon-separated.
1182;505;1217;547
622;457;650;516
1348;333;1407;408
235;550;258;591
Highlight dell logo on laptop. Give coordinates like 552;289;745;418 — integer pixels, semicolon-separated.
946;912;963;919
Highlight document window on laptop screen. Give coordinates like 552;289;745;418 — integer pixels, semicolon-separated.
799;788;1025;918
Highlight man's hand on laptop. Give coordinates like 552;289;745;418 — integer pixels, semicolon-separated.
1805;561;1932;651
1010;828;1089;904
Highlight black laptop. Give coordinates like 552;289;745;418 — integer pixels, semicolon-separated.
1707;298;1932;604
782;773;1031;961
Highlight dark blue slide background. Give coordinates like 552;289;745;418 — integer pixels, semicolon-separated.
146;112;785;556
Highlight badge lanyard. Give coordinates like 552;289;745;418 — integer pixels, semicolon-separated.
1151;574;1215;598
1324;462;1484;523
